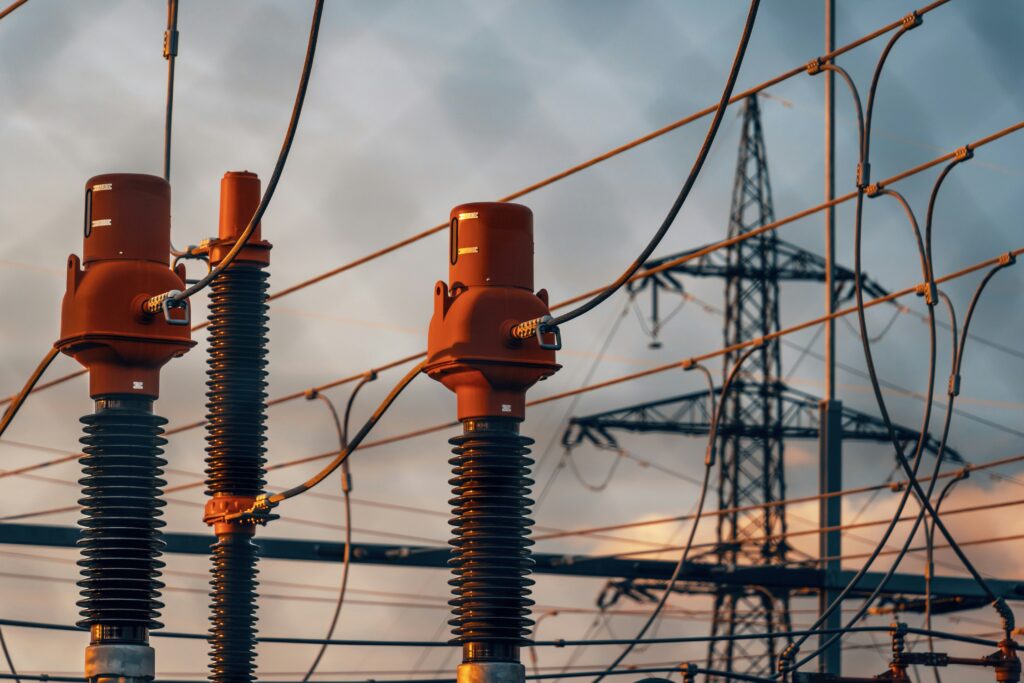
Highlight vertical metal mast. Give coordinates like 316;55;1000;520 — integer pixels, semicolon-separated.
706;96;792;680
818;0;844;675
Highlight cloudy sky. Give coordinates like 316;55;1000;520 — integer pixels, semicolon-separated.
1;1;1023;680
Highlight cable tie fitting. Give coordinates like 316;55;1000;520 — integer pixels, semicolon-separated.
163;29;179;59
806;57;824;76
857;162;871;189
915;281;938;306
752;336;766;348
304;387;319;400
680;663;697;682
366;369;379;382
999;251;1017;267
865;182;883;198
680;358;696;370
902;11;922;29
954;145;974;162
947;373;960;397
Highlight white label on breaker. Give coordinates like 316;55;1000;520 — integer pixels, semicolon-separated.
132;381;144;390
91;219;112;228
458;211;479;221
92;183;113;192
501;404;512;413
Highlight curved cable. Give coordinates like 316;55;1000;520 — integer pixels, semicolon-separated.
783;25;1014;670
541;0;760;332
302;373;376;681
0;627;19;683
144;0;325;311
777;27;942;672
590;345;763;683
924;468;967;683
0;348;58;441
242;361;425;515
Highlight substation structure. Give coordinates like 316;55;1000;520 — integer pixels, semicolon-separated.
561;96;967;679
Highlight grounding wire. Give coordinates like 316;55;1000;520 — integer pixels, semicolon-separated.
144;0;324;311
590;344;762;683
302;372;376;681
539;0;760;335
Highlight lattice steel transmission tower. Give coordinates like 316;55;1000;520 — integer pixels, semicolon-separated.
708;94;790;678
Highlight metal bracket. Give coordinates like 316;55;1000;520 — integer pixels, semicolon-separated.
161;290;190;326
538;317;563;351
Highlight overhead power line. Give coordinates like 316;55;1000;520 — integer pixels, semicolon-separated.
0;0;960;408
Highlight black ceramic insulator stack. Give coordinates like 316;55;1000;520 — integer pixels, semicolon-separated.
205;265;269;683
448;417;535;663
78;397;167;644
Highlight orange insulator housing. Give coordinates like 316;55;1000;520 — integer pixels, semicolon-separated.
56;173;195;399
425;202;560;420
207;170;271;267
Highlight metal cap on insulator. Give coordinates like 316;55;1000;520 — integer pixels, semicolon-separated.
449;203;533;290
426;202;559;421
83;174;171;265
208;170;271;267
57;173;194;399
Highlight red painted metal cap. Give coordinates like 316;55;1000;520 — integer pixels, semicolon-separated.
209;170;271;266
57;173;194;399
449;202;533;290
83;174;171;266
426;202;558;421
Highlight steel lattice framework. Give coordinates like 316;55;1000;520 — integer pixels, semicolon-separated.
567;96;951;679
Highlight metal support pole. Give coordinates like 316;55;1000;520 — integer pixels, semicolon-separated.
817;0;842;676
818;400;843;674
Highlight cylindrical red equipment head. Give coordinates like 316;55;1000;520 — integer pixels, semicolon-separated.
208;170;271;267
449;202;533;290
57;173;195;399
426;202;559;421
83;174;171;265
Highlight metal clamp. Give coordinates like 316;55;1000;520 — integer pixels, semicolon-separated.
538;317;563;351
161;290;190;326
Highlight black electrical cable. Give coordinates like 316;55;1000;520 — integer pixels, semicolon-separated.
163;0;178;183
590;346;762;683
924;468;967;683
0;617;1004;650
0;0;27;22
538;0;760;333
783;31;1016;670
0;627;19;683
302;373;376;681
145;0;324;311
777;24;946;671
229;361;425;520
0;348;58;440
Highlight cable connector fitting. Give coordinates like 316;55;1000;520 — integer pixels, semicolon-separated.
954;145;974;162
680;662;697;682
915;281;938;306
680;358;697;371
163;29;179;59
510;315;562;350
902;11;922;29
865;182;884;198
857;162;872;189
999;251;1017;267
948;373;961;397
806;57;824;75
